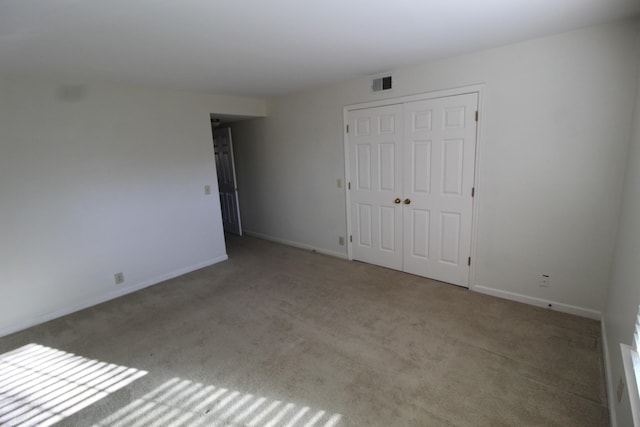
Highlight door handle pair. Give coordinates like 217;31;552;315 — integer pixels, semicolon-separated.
394;198;411;205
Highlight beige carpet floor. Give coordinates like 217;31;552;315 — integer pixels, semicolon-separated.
0;235;608;426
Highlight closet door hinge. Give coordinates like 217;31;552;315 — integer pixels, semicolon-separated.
475;111;479;122
471;187;475;197
348;182;351;190
468;257;471;266
350;235;353;243
346;124;350;133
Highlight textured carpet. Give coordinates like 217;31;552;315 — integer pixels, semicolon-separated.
0;235;608;426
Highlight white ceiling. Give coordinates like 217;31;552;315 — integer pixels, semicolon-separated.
1;0;639;97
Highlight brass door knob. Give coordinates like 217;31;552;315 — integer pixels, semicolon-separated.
404;198;411;205
394;198;401;204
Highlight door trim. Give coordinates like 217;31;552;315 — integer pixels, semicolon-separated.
343;84;485;288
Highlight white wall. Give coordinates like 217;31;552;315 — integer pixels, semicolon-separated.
232;19;639;316
0;74;267;336
603;39;640;427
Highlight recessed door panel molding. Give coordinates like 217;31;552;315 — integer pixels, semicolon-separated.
347;91;478;287
412;140;432;194
379;143;396;192
357;204;373;247
379;114;396;134
356;144;372;190
440;212;462;265
380;206;396;251
356;117;371;136
413;110;433;131
442;138;464;196
443;106;465;129
221;193;240;229
411;209;430;259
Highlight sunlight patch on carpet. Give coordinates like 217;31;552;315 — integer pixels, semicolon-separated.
0;343;147;426
94;376;343;427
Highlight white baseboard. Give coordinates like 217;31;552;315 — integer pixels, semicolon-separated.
602;318;618;427
471;284;602;320
243;230;349;260
0;255;228;338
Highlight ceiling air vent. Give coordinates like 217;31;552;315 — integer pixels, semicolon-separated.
372;76;392;92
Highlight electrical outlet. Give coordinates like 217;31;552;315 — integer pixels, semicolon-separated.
204;185;211;195
339;236;345;246
540;274;550;287
617;377;625;402
114;272;124;285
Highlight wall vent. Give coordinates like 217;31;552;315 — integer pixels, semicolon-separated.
372;76;392;92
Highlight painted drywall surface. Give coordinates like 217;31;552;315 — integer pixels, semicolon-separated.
603;39;640;427
0;74;266;335
232;20;640;313
191;90;267;118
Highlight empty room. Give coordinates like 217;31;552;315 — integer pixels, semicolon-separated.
2;1;640;426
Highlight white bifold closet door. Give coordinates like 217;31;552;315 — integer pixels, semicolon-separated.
348;92;478;287
348;104;404;271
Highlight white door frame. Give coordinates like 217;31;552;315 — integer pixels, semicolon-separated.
343;84;485;288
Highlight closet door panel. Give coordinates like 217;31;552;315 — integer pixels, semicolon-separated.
403;93;478;286
348;104;404;270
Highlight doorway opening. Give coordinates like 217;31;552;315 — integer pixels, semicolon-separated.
210;113;258;237
212;122;241;235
